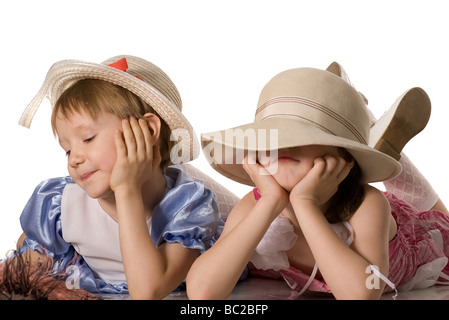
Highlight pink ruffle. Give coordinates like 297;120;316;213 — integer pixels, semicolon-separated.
386;192;449;289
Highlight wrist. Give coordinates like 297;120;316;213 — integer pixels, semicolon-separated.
290;196;328;224
113;184;143;209
290;196;322;215
256;195;288;217
112;183;140;195
290;193;320;207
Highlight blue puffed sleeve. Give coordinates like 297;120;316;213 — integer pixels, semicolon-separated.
151;166;222;253
19;177;74;259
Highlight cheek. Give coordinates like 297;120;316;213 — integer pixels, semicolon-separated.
105;143;118;169
97;138;118;171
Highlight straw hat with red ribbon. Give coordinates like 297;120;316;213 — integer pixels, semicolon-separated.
19;55;199;164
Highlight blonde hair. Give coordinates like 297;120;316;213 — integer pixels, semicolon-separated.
51;79;174;171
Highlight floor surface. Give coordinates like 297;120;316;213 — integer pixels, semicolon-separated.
99;276;449;300
166;277;449;300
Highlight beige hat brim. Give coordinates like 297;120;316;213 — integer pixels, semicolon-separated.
19;55;199;164
201;117;402;185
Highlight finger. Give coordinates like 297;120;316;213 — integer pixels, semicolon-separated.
114;129;127;160
323;155;352;183
312;157;326;175
138;118;154;158
122;119;136;157
242;153;260;179
323;155;338;173
336;160;353;183
242;154;273;193
330;156;350;175
322;155;350;181
129;116;146;156
242;154;253;176
336;156;349;173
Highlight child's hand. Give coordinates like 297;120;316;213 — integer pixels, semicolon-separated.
110;117;162;192
242;153;289;213
290;155;352;207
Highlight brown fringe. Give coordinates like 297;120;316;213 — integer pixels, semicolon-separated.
0;250;99;300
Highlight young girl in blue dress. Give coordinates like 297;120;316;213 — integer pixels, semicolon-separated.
8;55;235;299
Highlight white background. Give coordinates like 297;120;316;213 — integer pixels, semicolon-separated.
1;0;448;258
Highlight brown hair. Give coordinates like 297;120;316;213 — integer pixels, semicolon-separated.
51;79;174;171
324;148;365;223
0;250;98;300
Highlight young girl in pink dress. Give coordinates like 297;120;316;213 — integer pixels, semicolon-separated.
186;63;449;300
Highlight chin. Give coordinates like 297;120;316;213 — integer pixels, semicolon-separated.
272;178;298;193
82;186;113;200
272;174;301;192
279;183;295;193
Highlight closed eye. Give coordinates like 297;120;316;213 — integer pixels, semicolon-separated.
84;136;95;143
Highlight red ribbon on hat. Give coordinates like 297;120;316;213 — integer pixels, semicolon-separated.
108;58;143;80
108;58;129;71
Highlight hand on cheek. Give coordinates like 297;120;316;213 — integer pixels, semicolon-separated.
290;155;352;206
242;153;289;210
110;117;161;192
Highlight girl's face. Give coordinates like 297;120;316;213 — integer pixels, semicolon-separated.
55;109;122;199
262;145;342;191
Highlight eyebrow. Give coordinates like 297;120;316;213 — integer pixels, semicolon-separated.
56;119;98;144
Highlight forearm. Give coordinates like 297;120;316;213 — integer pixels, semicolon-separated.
292;200;385;299
115;186;171;299
187;198;280;300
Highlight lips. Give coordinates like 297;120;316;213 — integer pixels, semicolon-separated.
80;171;96;181
276;154;298;162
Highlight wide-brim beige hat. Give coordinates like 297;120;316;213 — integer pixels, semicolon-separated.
201;67;402;186
19;54;199;164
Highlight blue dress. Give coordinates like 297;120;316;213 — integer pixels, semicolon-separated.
17;165;223;294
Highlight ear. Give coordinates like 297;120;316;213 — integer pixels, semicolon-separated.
142;112;161;141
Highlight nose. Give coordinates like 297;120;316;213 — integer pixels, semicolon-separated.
68;147;85;168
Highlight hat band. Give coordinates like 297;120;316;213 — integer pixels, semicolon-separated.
108;58;144;81
255;96;367;145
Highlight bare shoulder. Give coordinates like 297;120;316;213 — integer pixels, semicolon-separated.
355;185;390;217
349;185;394;239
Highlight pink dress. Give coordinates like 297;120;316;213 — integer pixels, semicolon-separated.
249;189;449;295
